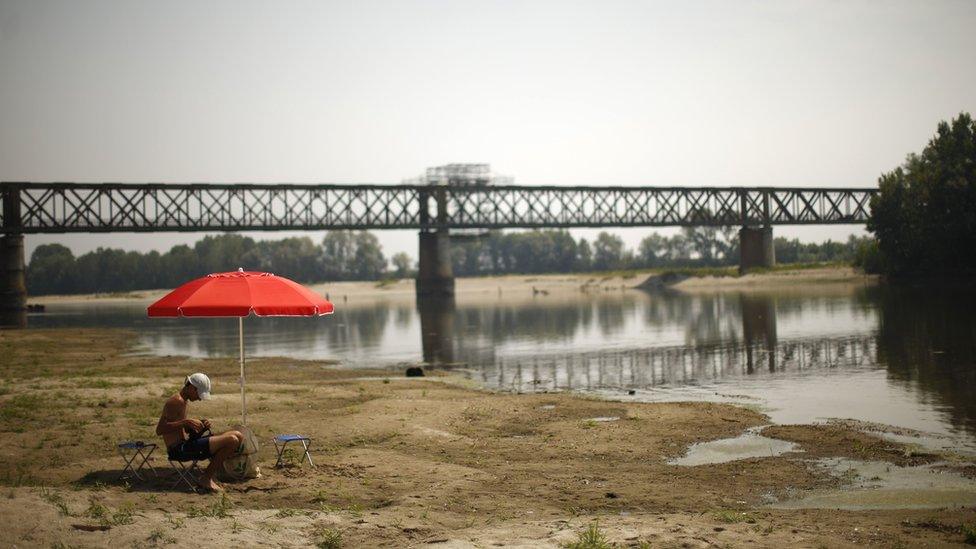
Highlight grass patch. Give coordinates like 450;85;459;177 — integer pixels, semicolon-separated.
964;523;976;545
0;394;43;422
146;528;175;545
187;493;234;519
85;500;135;526
0;464;37;487
39;488;70;516
315;526;343;548
563;522;613;549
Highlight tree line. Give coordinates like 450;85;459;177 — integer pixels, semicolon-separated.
27;228;872;296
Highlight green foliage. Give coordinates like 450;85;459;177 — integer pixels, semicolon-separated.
713;509;757;524
186;493;234;518
868;112;976;275
315;527;343;548
84;500;134;526
27;231;394;296
963;522;976;545
29;222;875;295
853;238;885;274
40;488;70;516
593;232;626;271
775;235;874;266
563;523;613;549
390;252;414;278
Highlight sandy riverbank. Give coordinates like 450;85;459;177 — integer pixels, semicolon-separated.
27;266;878;306
0;328;973;547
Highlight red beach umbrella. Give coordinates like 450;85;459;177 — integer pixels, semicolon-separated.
148;269;334;424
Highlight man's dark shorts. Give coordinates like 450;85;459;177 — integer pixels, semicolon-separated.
167;437;212;461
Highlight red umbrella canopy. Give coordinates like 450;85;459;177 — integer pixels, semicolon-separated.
148;270;334;317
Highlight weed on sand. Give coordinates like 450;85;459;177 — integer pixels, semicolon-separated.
186;493;234;519
563;522;613;549
314;525;343;549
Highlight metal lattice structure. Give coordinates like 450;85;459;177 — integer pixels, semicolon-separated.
0;182;876;233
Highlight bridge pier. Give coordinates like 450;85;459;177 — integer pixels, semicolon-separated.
739;226;775;273
0;187;26;327
416;230;455;297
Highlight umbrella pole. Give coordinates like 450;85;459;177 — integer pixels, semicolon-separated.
239;316;246;425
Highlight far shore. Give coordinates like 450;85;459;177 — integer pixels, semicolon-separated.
27;265;878;305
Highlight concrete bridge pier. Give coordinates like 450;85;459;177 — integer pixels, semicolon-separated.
0;234;26;327
416;230;455;297
415;187;455;297
0;188;26;327
739;226;775;273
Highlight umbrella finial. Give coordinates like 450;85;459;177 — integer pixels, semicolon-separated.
238;267;244;272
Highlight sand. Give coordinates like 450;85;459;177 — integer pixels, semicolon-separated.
0;328;974;547
27;266;877;306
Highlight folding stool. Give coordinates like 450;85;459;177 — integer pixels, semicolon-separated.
117;441;157;481
273;434;314;467
169;457;203;492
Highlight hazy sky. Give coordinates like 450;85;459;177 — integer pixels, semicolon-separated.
2;0;974;261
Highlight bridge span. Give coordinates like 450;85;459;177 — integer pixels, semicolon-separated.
0;182;876;311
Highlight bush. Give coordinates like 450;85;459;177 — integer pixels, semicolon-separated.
853;239;885;274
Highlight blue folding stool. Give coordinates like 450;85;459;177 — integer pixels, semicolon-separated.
273;434;313;467
117;441;157;481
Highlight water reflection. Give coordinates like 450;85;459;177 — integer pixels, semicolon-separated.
0;309;26;328
418;296;456;364
875;285;976;439
741;293;777;373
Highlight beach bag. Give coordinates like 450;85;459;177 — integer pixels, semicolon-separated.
222;424;261;480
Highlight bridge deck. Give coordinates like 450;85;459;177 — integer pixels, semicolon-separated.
0;182;876;233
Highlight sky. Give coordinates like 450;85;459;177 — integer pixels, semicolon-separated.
1;0;974;262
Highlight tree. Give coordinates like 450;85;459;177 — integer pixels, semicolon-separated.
244;237;322;282
26;244;76;295
195;234;256;274
638;233;666;267
391;252;414;278
868;113;976;275
351;231;387;279
576;238;593;271
593;232;625;271
322;231;356;280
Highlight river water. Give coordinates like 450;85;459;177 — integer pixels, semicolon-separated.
24;281;976;453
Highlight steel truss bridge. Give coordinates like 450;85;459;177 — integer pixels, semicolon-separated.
0;182;876;233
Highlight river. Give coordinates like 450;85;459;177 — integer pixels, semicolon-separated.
22;281;976;453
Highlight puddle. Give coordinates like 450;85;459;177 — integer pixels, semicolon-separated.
668;428;800;466
605;386;976;457
587;416;620;422
770;458;976;510
539;405;556;410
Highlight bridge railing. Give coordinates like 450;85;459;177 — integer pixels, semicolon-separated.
0;182;876;233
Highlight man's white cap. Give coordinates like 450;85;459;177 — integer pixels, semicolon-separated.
186;373;212;400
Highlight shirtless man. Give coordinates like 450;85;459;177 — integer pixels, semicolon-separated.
156;373;243;492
